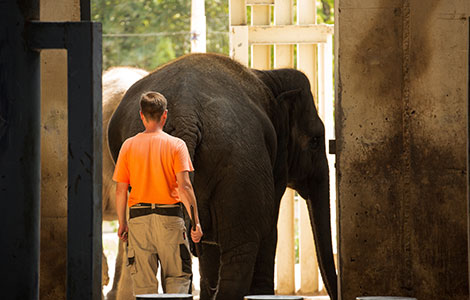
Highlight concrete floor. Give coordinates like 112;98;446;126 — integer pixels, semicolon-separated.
103;229;331;300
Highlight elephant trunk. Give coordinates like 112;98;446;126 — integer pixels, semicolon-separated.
307;173;338;300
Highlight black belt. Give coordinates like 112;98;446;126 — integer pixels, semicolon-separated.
129;203;183;219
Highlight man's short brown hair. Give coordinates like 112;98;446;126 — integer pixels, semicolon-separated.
140;92;167;121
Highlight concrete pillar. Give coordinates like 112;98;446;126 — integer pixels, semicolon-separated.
336;0;470;299
39;0;80;298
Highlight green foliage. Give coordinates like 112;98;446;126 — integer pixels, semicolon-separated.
92;0;229;70
92;0;332;70
205;0;229;55
317;0;334;24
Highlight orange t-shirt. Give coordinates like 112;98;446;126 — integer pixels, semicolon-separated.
112;131;194;207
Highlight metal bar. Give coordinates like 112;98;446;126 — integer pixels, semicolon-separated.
27;22;68;49
80;0;91;21
66;22;102;300
26;21;102;300
0;1;41;299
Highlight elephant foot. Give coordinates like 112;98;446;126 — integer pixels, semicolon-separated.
199;243;220;300
213;242;259;300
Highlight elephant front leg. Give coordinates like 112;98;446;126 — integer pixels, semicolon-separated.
249;228;277;295
214;241;259;300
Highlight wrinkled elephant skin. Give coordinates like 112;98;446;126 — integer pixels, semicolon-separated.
108;53;337;300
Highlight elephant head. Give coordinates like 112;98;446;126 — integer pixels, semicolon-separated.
254;68;337;300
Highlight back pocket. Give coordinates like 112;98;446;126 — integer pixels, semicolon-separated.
127;248;137;275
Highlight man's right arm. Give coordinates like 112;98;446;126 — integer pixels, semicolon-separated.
115;182;129;242
176;171;203;243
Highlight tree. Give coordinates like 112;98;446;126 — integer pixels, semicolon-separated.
317;0;334;24
92;0;333;70
92;0;229;70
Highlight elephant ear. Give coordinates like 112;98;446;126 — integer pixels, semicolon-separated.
275;89;302;131
271;89;302;182
276;89;302;112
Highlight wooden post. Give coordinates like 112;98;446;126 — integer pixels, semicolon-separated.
274;0;293;69
229;0;248;65
299;198;319;295
191;0;206;53
276;188;296;294
273;0;295;295
297;0;319;294
318;31;335;296
251;4;271;69
230;25;249;65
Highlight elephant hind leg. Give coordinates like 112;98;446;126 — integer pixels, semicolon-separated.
249;229;277;295
199;243;220;300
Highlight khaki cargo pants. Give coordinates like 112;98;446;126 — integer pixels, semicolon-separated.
127;205;192;295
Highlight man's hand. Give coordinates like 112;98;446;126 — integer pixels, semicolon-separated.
191;223;203;243
118;223;129;242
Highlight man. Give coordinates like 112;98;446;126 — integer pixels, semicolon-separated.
113;91;203;295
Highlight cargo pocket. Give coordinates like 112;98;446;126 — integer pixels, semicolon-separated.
126;248;137;275
179;244;192;274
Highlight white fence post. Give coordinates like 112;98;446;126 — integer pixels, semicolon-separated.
273;0;294;294
251;4;271;69
297;1;320;295
318;34;336;289
273;0;293;69
229;0;248;65
276;188;296;294
190;0;206;53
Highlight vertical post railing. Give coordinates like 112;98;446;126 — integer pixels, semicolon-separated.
277;190;296;294
191;0;207;53
251;3;271;70
273;0;294;69
230;0;248;65
318;33;335;294
274;0;296;295
297;0;320;295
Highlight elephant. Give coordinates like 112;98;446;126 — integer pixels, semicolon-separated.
100;66;149;300
107;53;337;300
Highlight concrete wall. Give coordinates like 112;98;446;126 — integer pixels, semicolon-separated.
336;0;469;299
39;0;80;298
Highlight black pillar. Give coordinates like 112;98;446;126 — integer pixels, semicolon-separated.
0;1;41;299
27;21;103;299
